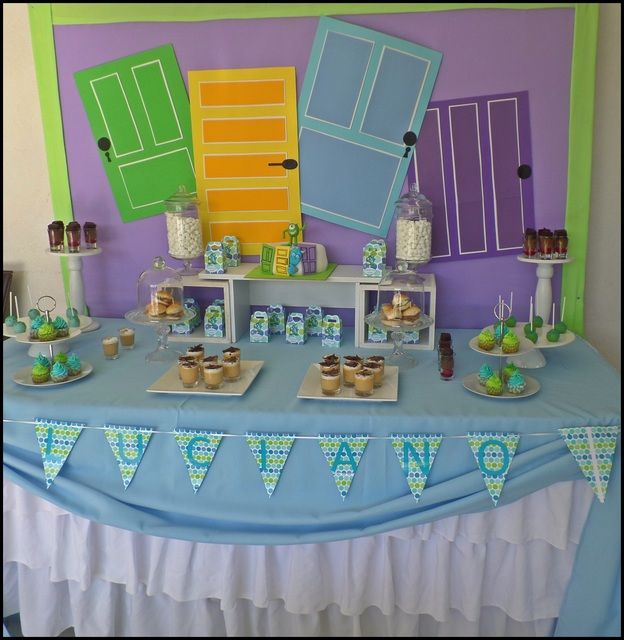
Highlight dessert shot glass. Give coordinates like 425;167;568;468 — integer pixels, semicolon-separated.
66;221;82;253
222;346;241;361
354;370;374;397
320;365;341;396
178;355;196;379
363;360;383;388
118;327;135;349
102;336;119;360
179;360;200;388
83;222;97;249
342;358;362;387
364;355;385;374
203;362;224;390
186;344;204;363
222;355;241;382
438;347;455;381
47;222;64;252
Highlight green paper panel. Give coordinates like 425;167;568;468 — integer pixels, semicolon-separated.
74;44;196;222
245;263;338;281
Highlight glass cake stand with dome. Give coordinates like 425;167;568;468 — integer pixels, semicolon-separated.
364;268;433;370
124;256;197;363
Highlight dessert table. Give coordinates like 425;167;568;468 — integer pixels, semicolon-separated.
3;319;621;637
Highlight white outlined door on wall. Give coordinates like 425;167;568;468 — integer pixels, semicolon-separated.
298;16;442;236
75;44;196;223
188;67;302;257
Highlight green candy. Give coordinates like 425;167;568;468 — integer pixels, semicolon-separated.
525;329;538;343
554;321;567;334
546;329;560;342
532;315;544;328
505;315;517;327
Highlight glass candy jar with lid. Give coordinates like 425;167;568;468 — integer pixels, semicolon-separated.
164;186;203;275
394;183;433;281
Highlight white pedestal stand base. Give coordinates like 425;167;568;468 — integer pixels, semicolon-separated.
517;256;573;321
506;349;547;369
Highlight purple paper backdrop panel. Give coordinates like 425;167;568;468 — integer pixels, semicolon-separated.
53;8;573;328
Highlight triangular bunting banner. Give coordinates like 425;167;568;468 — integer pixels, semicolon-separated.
467;432;519;506
34;418;85;488
319;434;368;500
559;426;620;503
104;424;153;490
246;432;296;497
391;433;443;501
174;429;223;493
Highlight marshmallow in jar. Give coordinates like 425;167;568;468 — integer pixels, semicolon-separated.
164;186;203;260
394;184;433;270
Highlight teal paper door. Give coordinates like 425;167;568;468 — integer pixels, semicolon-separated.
75;44;196;222
298;17;442;236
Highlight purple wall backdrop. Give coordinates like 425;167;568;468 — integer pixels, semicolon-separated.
53;8;574;329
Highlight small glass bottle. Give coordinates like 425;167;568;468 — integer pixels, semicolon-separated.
438;347;454;380
83;221;98;249
394;184;434;278
47;221;64;252
523;228;537;257
553;229;568;259
66;221;82;253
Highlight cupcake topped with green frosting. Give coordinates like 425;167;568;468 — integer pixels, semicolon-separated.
66;353;82;376
507;371;527;394
502;362;519;382
37;321;57;342
485;373;504;396
34;353;52;370
478;363;494;386
31;362;50;384
501;331;520;353
477;329;496;351
53;352;68;365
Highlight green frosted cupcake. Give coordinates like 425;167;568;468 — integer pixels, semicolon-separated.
501;331;520;353
31;362;50;384
502;362;519;383
485;373;504;396
53;352;69;365
478;329;496;351
37;321;57;342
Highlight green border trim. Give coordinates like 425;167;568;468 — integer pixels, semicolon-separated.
28;3;72;295
29;3;596;333
560;3;598;336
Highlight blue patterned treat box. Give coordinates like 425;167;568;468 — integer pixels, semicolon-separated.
403;330;420;344
171;297;201;335
286;312;307;344
249;311;269;342
362;239;386;277
267;304;285;335
322;314;342;347
204;241;225;274
204;304;224;337
305;305;323;337
222;235;241;267
368;325;388;343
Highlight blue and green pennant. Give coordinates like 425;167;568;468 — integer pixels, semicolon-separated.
246;432;296;497
559;426;620;503
174;428;223;494
318;433;369;500
104;424;153;490
391;433;443;502
34;418;85;489
467;432;520;506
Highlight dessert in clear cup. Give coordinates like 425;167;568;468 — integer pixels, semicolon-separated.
320;365;341;396
203;362;224;389
342;358;362;387
179;360;200;388
354;369;374;397
362;360;383;387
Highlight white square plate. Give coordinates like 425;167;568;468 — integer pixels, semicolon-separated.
147;360;264;396
297;363;398;401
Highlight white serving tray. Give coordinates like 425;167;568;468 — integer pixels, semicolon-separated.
147;360;264;396
297;363;399;402
13;361;93;387
462;372;540;399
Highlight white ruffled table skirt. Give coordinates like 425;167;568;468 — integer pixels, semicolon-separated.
3;478;594;637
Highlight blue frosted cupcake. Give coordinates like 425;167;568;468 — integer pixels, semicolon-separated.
50;361;69;383
34;353;52;371
53;315;69;337
478;363;494;386
507;371;527;394
66;352;82;376
29;315;45;340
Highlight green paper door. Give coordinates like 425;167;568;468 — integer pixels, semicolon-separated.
75;44;196;223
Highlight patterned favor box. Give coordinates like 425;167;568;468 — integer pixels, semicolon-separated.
368;325;388;343
171;297;201;335
249;311;269;343
286;312;307;344
204;304;224;337
305;305;323;337
222;235;241;267
404;330;420;344
362;239;386;277
322;314;342;347
204;241;225;274
267;304;285;335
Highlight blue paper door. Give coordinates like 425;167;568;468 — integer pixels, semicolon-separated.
298;17;442;236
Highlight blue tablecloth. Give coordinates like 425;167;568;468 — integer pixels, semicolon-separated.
3;319;621;636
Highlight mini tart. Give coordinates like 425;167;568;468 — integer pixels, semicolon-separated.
392;292;412;311
402;304;421;319
381;303;401;320
145;301;167;317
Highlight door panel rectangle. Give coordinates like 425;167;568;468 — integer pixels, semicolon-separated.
207;188;289;213
209;221;287;245
200;80;285;107
202;117;286;143
204;153;286;179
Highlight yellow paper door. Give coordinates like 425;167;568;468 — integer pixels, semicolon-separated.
189;67;302;256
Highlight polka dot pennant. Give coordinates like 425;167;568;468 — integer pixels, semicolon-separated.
174;429;223;493
35;418;85;489
104;424;153;490
318;434;368;500
559;426;620;503
246;432;295;497
391;434;443;502
467;432;519;506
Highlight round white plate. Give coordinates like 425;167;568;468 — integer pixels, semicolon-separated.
517;255;573;265
462;372;540;399
13;325;82;345
4;316;90;338
514;322;575;349
13;361;93;387
469;332;534;357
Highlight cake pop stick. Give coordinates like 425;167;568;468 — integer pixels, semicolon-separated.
561;297;566;322
510;291;513;313
552;302;556;327
15;295;20;320
530;296;533;331
27;285;34;309
9;291;13;317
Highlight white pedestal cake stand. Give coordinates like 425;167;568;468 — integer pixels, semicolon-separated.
517;255;573;321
